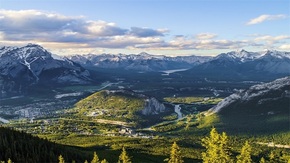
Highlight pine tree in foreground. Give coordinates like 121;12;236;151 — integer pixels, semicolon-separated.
269;151;276;163
91;152;100;163
59;155;65;163
118;147;132;163
259;157;266;163
201;127;232;163
236;141;252;163
101;159;109;163
167;142;183;163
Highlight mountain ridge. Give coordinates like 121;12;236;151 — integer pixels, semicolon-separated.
0;44;92;96
67;52;212;71
204;76;290;133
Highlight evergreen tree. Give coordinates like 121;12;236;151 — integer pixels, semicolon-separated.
118;147;131;163
236;141;252;163
280;152;290;162
219;132;231;162
259;157;266;163
185;115;192;130
59;155;65;163
167;142;183;163
91;152;100;163
101;159;109;163
201;127;232;163
269;151;276;163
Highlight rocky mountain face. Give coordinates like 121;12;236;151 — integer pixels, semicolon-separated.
68;52;212;71
0;44;92;95
185;50;290;81
208;76;290;115
142;97;166;115
205;76;290;133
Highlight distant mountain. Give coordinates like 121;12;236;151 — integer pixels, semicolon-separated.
206;77;290;133
0;44;92;95
184;50;290;81
68;52;212;71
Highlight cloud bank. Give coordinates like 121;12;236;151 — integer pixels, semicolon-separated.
0;10;289;55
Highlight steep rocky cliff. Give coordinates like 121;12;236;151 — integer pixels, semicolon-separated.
142;97;166;115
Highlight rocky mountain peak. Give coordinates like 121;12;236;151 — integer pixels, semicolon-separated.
0;44;92;96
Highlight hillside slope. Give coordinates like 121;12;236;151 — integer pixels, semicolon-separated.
206;77;290;133
75;90;171;127
0;127;89;162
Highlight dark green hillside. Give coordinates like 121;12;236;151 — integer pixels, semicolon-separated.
218;97;290;134
203;77;290;136
75;90;171;127
0;127;90;163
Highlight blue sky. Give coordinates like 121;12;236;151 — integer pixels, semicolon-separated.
0;0;289;56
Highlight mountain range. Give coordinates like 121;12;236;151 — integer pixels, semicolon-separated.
0;44;92;95
68;52;211;71
184;49;290;81
68;49;290;78
1;44;289;95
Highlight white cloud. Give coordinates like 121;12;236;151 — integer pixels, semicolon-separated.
0;9;166;49
278;44;290;50
195;33;217;40
246;14;287;25
254;35;290;44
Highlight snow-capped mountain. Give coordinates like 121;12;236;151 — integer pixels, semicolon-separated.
185;50;290;81
0;44;92;94
68;52;212;71
208;76;290;114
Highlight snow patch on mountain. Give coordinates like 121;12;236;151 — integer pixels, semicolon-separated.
0;44;92;94
68;52;212;71
207;77;290;115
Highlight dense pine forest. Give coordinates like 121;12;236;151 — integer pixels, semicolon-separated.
0;127;90;163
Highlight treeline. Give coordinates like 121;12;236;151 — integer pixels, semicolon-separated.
0;127;90;162
1;127;290;163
